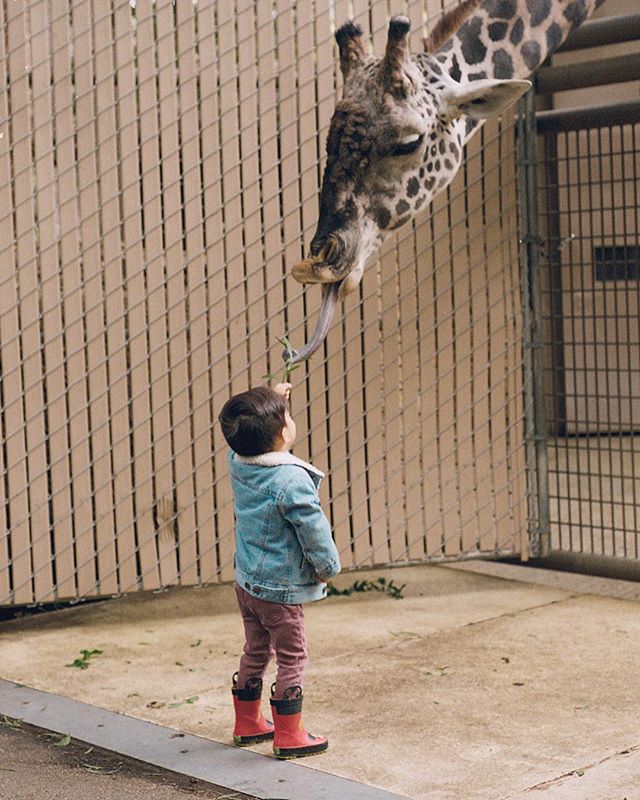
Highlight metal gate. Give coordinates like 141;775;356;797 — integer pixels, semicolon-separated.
519;7;640;568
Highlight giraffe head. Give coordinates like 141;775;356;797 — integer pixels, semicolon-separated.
288;12;529;362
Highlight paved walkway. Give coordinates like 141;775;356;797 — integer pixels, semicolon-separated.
0;561;639;799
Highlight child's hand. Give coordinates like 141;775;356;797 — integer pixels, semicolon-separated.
273;383;292;401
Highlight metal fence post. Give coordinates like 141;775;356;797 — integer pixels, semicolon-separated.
517;89;551;558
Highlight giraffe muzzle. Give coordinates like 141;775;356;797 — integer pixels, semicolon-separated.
291;237;350;284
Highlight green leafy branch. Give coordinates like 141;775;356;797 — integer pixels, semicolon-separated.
327;576;406;600
263;336;301;383
66;648;103;670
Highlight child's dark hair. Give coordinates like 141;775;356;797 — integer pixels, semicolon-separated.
218;387;287;456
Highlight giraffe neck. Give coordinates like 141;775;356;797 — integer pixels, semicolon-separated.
437;0;604;85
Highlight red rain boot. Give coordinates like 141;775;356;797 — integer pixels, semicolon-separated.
270;685;328;758
232;673;274;745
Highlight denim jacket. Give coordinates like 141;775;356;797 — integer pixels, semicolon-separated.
227;450;341;604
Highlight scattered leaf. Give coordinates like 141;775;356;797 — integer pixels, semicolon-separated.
66;649;103;670
390;630;422;640
146;700;165;709
1;716;22;729
83;763;120;775
327;577;406;600
190;639;202;648
53;734;71;748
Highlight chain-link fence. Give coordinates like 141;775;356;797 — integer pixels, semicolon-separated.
0;0;528;607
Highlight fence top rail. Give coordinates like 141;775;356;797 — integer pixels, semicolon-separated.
557;12;640;52
536;100;640;133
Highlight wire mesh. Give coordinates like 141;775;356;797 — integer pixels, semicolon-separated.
0;0;528;607
537;120;640;560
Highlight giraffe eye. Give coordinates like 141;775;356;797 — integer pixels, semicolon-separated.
390;134;424;157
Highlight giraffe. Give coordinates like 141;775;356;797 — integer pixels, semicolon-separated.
287;0;605;362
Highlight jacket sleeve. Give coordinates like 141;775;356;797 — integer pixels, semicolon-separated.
279;474;341;581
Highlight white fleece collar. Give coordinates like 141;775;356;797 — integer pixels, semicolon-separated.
234;450;325;478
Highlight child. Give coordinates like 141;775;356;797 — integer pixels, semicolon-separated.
218;382;341;758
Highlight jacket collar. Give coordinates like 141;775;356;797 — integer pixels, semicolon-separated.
234;450;325;479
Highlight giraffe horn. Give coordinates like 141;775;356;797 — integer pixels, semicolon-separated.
381;16;413;98
335;21;365;82
424;0;483;53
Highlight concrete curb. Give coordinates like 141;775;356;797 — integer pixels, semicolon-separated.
0;678;409;800
442;560;640;602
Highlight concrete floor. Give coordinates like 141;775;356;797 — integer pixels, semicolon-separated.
0;562;639;800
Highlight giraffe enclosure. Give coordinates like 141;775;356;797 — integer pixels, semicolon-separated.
0;0;635;606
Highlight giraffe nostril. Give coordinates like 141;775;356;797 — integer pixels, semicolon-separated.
321;236;344;264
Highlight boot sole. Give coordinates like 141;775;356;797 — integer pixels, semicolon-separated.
273;741;329;759
233;731;274;745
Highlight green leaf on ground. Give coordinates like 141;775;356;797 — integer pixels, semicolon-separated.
53;734;71;748
327;577;406;599
66;649;103;670
1;716;22;729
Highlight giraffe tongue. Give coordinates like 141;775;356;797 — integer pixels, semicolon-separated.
285;282;341;364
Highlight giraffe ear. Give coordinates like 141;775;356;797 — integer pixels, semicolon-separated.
441;79;531;120
381;16;414;98
335;21;365;82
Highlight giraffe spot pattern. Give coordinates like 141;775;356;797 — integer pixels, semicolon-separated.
449;142;459;158
468;71;488;80
372;204;391;230
546;22;563;54
564;0;587;27
510;17;524;45
407;177;420;197
527;0;551;27
489;0;517;20
488;22;508;41
492;49;514;79
396;199;410;216
459;18;487;66
521;40;541;71
451;55;462;83
425;177;436;191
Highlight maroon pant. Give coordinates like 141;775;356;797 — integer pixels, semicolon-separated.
235;583;308;700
